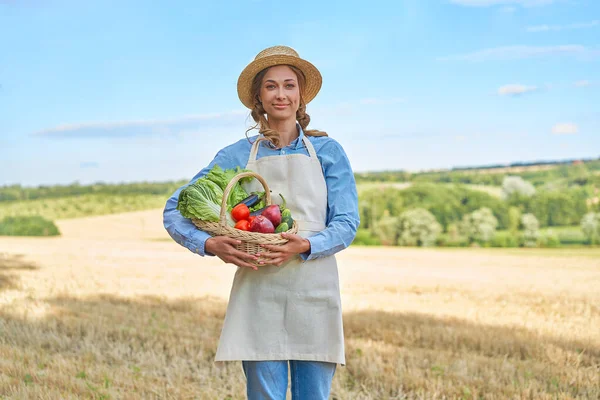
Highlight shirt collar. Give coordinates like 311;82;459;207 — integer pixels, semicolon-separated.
263;122;304;150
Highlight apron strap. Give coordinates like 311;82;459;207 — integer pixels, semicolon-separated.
301;136;318;160
248;137;267;164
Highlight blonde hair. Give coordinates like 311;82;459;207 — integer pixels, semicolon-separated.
245;65;327;147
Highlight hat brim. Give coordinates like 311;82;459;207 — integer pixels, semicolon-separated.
237;54;322;110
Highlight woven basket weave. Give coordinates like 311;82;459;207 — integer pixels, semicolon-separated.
192;171;298;260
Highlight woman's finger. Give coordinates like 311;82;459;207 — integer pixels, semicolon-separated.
259;244;287;252
232;248;259;263
223;237;244;247
258;251;284;259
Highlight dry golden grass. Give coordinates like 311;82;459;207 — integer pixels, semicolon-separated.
0;209;599;399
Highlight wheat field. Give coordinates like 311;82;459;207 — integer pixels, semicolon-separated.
0;209;599;399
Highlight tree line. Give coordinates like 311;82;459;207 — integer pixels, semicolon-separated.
355;177;599;248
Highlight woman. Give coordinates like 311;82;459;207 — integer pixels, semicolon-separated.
163;45;359;399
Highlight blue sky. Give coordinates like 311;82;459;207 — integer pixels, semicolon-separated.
1;0;598;187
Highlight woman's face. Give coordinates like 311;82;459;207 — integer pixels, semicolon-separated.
259;65;300;122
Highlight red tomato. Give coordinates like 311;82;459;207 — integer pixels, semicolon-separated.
248;216;256;225
231;204;250;222
234;219;250;231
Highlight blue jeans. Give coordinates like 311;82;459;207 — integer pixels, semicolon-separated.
242;360;336;400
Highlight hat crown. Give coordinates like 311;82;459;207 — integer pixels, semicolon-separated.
255;45;299;61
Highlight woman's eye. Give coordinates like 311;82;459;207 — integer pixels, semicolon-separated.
286;84;295;88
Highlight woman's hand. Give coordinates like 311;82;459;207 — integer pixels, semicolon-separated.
205;236;260;270
258;232;311;267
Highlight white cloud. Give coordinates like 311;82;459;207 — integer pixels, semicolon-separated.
450;0;554;7
498;84;538;96
33;110;248;138
455;135;467;141
552;123;578;135
527;20;599;32
438;45;594;61
574;80;591;87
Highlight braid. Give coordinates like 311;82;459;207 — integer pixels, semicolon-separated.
296;98;327;138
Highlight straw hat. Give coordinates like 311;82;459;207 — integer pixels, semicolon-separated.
237;45;322;109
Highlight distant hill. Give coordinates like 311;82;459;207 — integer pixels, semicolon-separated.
1;156;598;203
447;156;596;173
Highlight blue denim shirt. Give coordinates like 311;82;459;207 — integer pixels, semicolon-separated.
163;125;360;261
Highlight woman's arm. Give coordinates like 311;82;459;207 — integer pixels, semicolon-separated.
300;139;360;260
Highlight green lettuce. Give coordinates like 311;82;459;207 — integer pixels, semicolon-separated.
205;165;255;211
176;177;234;226
249;191;266;212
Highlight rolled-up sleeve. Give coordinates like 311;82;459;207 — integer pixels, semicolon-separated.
163;148;236;257
300;139;360;261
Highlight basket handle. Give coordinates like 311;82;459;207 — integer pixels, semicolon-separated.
219;171;272;228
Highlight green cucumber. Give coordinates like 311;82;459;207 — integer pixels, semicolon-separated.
275;222;289;233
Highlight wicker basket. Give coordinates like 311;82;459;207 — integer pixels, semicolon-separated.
192;171;298;261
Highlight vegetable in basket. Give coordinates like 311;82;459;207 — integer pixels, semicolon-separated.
249;215;275;233
205;165;255;211
177;164;263;227
231;203;250;222
236;193;263;209
274;194;294;232
176;177;235;226
235;193;296;233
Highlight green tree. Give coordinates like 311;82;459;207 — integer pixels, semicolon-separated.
459;207;498;244
374;211;399;246
502;176;535;200
529;189;588;227
521;213;540;247
581;212;600;245
394;183;508;230
508;206;521;235
397;208;442;247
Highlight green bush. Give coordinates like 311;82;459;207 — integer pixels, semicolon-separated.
0;215;60;236
581;212;600;245
394;183;509;230
528;188;589;227
508;206;521;235
491;231;521;248
373;213;400;246
556;228;588;246
521;213;540;248
359;189;404;230
537;231;561;248
397;208;442;247
460;207;498;244
352;229;381;246
436;234;470;247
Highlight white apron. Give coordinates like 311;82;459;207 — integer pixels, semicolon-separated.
214;136;345;365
